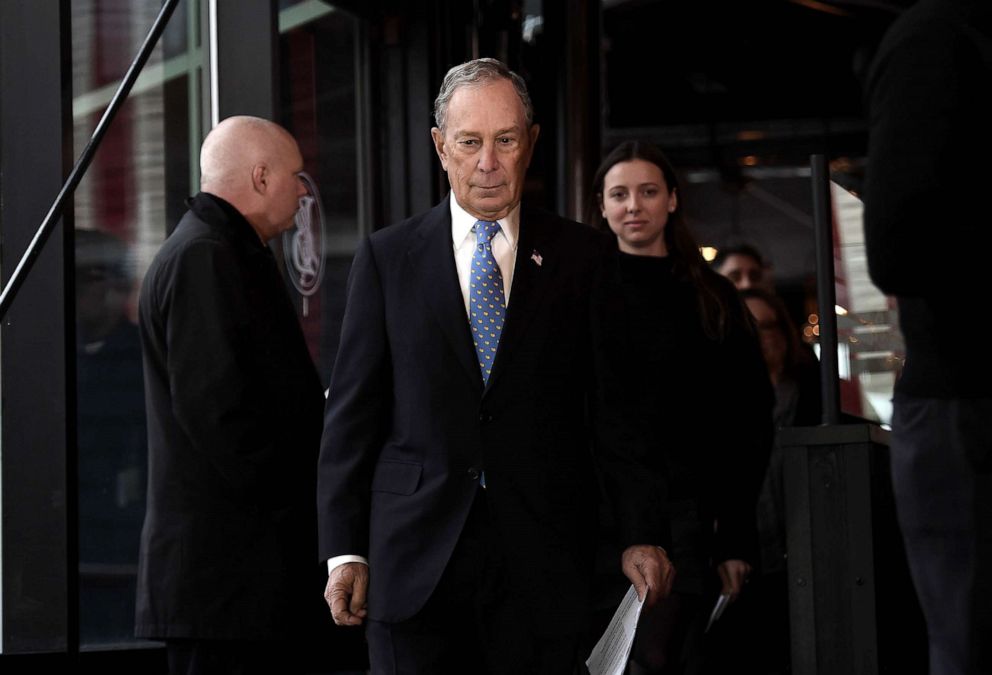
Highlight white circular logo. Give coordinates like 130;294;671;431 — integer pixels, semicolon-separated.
283;171;325;305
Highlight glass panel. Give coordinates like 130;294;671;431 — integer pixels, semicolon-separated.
830;180;904;428
276;5;369;669
277;3;364;385
71;0;198;648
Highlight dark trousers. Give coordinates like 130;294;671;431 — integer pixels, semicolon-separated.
890;394;992;675
166;639;298;675
366;488;587;675
629;592;706;675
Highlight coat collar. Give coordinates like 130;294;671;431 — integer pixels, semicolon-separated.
186;192;270;257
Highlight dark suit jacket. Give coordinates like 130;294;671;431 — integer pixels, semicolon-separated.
136;193;325;639
317;197;665;635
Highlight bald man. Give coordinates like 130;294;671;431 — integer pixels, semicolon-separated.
135;116;325;674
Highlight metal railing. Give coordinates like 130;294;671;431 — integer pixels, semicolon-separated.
0;0;182;320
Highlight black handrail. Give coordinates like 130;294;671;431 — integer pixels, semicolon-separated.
811;153;841;425
0;0;182;321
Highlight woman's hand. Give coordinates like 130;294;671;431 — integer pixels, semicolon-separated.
716;559;752;603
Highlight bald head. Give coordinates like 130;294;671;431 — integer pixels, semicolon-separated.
199;116;305;241
201;116;294;188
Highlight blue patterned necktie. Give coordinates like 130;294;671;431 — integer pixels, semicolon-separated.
469;220;506;384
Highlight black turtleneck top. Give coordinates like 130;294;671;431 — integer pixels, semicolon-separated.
616;251;773;584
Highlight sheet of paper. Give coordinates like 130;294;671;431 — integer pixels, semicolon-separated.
586;585;644;675
705;593;731;633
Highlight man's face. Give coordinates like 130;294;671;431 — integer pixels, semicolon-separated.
265;138;307;237
431;79;539;221
718;253;764;290
251;133;307;242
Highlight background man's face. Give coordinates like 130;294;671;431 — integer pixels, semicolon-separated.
718;253;765;290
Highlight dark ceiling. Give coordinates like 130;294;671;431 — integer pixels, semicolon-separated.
601;0;901;163
603;0;896;128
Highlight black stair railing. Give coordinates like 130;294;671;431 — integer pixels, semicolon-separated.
810;153;841;425
0;0;182;320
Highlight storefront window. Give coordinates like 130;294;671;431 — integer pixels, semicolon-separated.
277;1;367;384
70;0;368;650
71;0;198;648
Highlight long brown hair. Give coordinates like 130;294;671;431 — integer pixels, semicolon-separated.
589;140;732;341
739;287;802;380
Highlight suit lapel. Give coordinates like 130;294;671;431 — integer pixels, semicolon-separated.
408;199;483;392
484;210;559;394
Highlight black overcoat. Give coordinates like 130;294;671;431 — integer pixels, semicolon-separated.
135;193;324;639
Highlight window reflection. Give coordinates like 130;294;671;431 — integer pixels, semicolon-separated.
76;229;147;646
270;4;371;670
69;0;365;650
829;180;905;428
278;4;364;385
72;0;196;647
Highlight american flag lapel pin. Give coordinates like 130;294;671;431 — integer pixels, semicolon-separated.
530;250;543;267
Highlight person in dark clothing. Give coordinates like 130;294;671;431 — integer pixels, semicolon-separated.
318;59;673;675
590;141;774;674
863;2;992;673
136;116;326;675
712;243;771;293
741;287;822;675
76;228;148;643
741;288;821;432
741;286;821;576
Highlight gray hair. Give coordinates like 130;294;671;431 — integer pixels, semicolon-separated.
433;58;534;133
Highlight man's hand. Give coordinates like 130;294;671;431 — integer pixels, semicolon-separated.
324;562;369;626
621;545;675;608
716;559;751;603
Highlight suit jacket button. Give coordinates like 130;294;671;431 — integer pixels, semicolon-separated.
479;411;493;423
467;467;480;480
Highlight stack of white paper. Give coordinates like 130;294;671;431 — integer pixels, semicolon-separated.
586;585;644;675
705;593;731;632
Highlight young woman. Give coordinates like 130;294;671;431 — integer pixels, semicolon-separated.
590;140;773;674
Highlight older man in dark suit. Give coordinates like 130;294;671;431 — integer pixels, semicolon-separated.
317;58;673;675
136;116;325;674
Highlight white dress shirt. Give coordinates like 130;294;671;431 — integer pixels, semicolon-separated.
450;196;520;311
327;194;520;575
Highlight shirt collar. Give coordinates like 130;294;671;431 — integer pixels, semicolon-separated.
449;193;520;250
